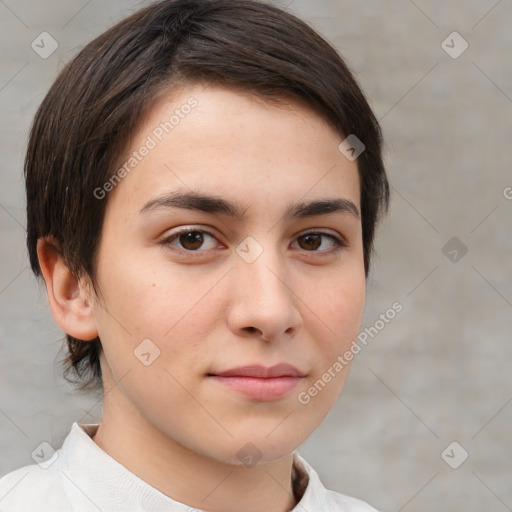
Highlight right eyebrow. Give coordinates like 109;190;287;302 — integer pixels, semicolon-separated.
139;191;249;219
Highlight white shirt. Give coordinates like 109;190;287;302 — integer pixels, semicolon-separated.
0;422;378;511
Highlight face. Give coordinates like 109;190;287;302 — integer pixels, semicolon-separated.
89;83;366;465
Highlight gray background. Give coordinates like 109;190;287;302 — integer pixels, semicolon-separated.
1;1;511;511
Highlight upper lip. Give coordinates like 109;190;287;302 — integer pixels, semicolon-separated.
210;363;305;378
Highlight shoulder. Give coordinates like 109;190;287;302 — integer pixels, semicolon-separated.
0;463;69;512
0;423;100;512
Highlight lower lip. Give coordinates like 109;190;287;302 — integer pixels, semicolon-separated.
209;375;302;400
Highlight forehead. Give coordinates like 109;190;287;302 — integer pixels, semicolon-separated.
104;83;360;220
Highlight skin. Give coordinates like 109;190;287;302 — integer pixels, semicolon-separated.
38;83;366;512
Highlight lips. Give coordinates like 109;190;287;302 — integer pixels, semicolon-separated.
209;363;305;378
208;364;305;401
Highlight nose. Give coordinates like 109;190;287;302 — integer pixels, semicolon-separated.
226;245;303;343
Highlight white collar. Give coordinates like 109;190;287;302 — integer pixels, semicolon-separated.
72;422;312;510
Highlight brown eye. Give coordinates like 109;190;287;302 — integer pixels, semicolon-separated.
162;229;219;253
178;231;205;250
298;233;322;250
294;232;344;253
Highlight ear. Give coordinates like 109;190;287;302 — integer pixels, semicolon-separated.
37;237;98;341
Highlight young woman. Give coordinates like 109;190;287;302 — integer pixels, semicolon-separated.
0;1;388;510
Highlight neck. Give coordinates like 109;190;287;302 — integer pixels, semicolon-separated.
92;388;299;512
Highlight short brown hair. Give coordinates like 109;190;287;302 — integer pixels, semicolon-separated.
25;0;389;394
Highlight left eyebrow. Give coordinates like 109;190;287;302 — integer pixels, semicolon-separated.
284;198;360;220
139;191;360;220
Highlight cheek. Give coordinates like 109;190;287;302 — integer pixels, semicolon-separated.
92;250;221;370
306;267;366;349
301;275;365;404
335;279;366;337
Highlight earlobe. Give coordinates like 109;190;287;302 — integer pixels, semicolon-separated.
37;237;98;341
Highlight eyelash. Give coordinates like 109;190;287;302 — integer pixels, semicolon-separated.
160;228;347;257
